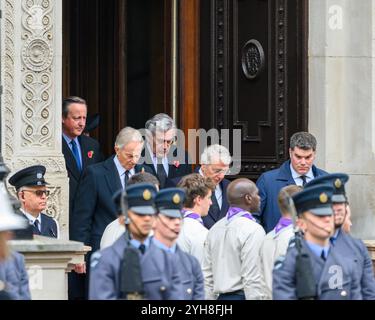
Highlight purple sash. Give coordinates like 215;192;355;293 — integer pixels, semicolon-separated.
274;217;292;234
182;209;204;225
226;206;256;222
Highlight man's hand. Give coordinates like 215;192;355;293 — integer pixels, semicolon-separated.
74;263;86;274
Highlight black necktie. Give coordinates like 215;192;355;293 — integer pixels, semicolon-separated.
320;250;326;261
70;140;82;172
156;160;167;189
33;220;41;235
124;170;130;189
210;191;221;220
300;175;307;186
138;244;146;255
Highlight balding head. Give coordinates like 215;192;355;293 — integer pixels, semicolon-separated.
227;178;260;213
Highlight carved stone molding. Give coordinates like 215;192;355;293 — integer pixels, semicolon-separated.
1;0;16;162
20;0;54;147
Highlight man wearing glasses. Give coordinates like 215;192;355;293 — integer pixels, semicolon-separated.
8;165;59;238
143;113;192;189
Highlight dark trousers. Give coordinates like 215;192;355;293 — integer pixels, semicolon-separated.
217;290;245;300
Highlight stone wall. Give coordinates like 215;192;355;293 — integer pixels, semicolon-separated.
309;0;375;240
1;0;69;239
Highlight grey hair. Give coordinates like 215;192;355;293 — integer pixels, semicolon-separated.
290;132;317;151
201;144;232;165
115;127;144;149
62;96;87;118
145;113;176;135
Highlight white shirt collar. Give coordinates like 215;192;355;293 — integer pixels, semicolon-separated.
290;163;314;180
113;155;135;176
21;209;41;225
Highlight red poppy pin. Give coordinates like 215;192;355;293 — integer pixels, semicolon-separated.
173;160;180;168
87;151;94;159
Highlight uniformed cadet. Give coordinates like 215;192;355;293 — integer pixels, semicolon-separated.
8;165;59;238
202;178;268;300
273;184;362;300
304;173;375;299
260;185;302;296
89;183;184;300
154;188;205;300
0;189;30;300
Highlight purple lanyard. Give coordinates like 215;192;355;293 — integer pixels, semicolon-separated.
226;206;256;222
274;217;293;234
182;209;204;225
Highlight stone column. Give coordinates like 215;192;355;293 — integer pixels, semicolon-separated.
309;0;375;239
1;0;69;239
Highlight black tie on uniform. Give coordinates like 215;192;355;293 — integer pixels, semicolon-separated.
124;170;130;189
156;159;167;189
33;220;41;235
300;175;307;187
138;244;146;255
320;250;326;261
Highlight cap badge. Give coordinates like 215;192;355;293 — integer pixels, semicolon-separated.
319;192;328;203
143;189;152;201
334;178;342;189
173;193;180;204
37;173;43;179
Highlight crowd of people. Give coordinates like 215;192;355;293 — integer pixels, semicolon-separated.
0;96;374;300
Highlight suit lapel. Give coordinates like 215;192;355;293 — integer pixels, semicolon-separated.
143;147;157;175
104;156;123;195
62;138;81;180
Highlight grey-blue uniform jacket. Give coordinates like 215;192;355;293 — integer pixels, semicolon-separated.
332;229;375;300
175;246;204;300
89;234;184;300
0;251;30;300
272;238;362;300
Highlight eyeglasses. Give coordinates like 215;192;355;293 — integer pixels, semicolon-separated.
22;190;50;197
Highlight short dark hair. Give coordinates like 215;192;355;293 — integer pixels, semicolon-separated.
177;173;215;208
128;172;160;188
278;185;303;216
290;132;317;151
62;96;87;118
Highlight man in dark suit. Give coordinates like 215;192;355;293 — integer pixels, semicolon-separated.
167;144;232;229
142;113;192;188
62;96;103;219
71;127;152;253
256;132;327;233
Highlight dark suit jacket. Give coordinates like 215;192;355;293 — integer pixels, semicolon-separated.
256;160;327;233
62;135;104;216
166;168;230;229
70;156;152;252
141;144;192;188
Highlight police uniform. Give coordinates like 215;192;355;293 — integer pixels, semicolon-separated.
155;189;205;300
89;183;184;300
8;165;58;238
272;185;362;300
305;173;375;299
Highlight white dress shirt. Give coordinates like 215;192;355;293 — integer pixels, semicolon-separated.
147;143;169;176
21;209;60;239
290;163;314;186
113;156;135;189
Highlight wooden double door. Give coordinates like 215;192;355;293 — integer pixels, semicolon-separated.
63;0;308;179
